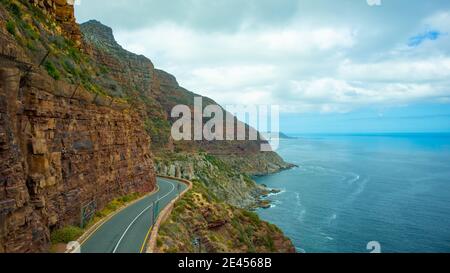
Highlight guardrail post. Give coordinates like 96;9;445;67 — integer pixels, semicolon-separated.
38;50;50;67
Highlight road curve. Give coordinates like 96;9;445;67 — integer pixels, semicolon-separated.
81;177;187;253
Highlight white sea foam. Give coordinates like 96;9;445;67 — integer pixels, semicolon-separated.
266;189;286;197
347;173;361;184
296;247;307;253
296;209;307;221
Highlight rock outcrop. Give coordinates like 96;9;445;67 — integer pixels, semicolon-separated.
0;1;156;252
0;64;157;252
0;63;156;252
156;180;296;253
80;20;293;175
154;153;269;208
28;0;82;46
0;0;294;253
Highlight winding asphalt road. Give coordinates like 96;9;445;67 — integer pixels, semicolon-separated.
81;177;187;253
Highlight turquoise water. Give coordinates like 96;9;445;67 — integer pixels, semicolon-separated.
255;133;450;253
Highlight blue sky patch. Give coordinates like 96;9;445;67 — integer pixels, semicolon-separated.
408;30;442;47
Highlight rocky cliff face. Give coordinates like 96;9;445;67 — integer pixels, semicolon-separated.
0;67;156;253
156;178;296;253
80;20;293;174
0;0;294;253
0;1;156;252
155;153;270;208
28;0;81;46
80;18;296;253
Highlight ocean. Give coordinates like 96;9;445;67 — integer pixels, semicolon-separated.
255;133;450;253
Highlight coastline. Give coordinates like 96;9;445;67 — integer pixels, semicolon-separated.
250;163;298;210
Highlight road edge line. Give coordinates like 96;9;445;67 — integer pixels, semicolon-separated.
140;226;153;253
145;176;193;253
78;184;160;247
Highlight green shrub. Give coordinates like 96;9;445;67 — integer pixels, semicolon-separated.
88;193;141;227
6;20;15;35
51;226;84;244
9;3;21;17
242;210;260;224
24;23;39;40
26;42;36;51
265;236;275;252
118;193;140;203
44;61;60;80
62;59;78;76
67;47;81;63
99;65;109;74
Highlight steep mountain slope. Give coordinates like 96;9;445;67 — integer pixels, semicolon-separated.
80;20;293;174
0;0;156;252
78;19;295;253
0;0;295;253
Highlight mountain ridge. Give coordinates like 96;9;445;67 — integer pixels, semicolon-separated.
0;0;295;253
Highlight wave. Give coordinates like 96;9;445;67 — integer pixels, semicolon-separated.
320;232;335;241
351;177;369;198
343;177;370;205
294;192;301;206
266;189;286;197
296;209;307;221
347;173;361;184
296;247;307;253
303;165;362;186
326;213;338;225
293;192;307;221
268;199;283;209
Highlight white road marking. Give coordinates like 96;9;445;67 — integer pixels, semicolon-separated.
157;180;175;202
112;179;177;253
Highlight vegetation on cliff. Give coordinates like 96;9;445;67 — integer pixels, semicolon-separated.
154;153;295;252
1;0;295;253
157;181;295;253
0;0;110;94
81;21;298;252
1;0;156;253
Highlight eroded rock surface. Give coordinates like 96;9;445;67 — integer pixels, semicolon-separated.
0;62;156;253
28;0;82;46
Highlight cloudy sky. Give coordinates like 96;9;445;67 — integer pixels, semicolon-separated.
76;0;450;133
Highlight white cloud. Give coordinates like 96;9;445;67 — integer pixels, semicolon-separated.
190;65;278;90
281;78;449;113
338;58;450;82
114;9;450;114
116;22;356;64
424;11;450;32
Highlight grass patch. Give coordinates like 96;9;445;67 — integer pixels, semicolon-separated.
44;60;60;80
88;193;142;227
8;2;22;17
6;20;16;35
242;210;260;225
50;192;143;249
51;226;84;244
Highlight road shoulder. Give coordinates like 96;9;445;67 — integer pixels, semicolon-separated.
76;185;159;248
146;176;193;253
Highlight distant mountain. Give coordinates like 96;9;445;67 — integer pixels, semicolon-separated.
279;132;298;139
0;1;295;253
262;132;298;139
